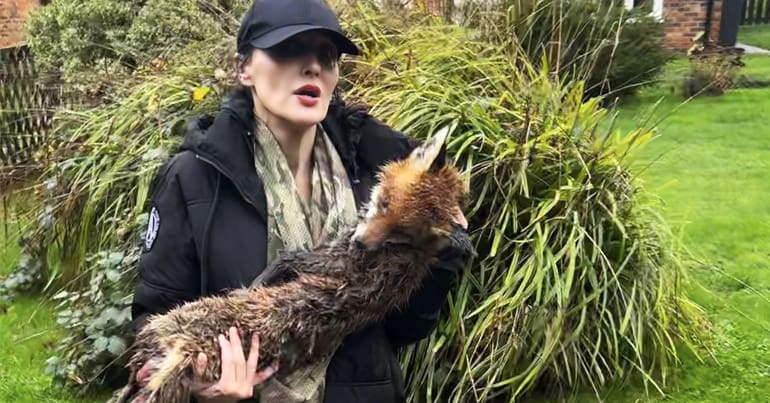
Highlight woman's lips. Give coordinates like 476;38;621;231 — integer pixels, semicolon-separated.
296;94;319;107
294;84;321;107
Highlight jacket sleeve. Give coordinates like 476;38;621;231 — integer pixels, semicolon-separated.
130;157;201;335
382;233;470;347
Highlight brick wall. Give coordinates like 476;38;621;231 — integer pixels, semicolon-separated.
663;0;723;51
0;0;42;49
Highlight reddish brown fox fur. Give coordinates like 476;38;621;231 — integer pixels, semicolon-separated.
112;127;471;403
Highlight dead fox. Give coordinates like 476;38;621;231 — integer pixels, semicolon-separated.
113;127;472;403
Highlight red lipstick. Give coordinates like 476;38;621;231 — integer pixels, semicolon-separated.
294;84;321;107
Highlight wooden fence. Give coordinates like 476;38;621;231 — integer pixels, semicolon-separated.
742;0;770;25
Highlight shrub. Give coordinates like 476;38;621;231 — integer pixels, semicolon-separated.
25;0;137;79
589;6;672;99
121;0;250;66
25;0;249;97
456;0;672;100
45;245;141;390
682;41;745;97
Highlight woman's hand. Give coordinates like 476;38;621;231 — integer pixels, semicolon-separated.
191;327;279;403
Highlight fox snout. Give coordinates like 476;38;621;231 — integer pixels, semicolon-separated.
352;223;377;251
352;237;368;250
352;220;402;251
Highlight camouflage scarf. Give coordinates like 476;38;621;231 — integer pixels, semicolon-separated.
251;117;358;402
252;118;358;265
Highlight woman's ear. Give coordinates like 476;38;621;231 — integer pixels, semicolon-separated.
233;52;255;87
238;68;254;87
239;73;253;86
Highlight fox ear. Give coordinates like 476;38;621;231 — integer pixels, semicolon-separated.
410;125;451;172
429;142;447;173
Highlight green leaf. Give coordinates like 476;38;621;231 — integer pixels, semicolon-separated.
107;336;127;356
94;336;109;352
102;307;121;324
105;269;121;283
107;252;124;268
53;291;69;300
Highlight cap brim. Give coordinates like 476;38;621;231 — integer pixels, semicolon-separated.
249;25;360;56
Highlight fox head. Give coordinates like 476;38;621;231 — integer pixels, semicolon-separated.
352;126;467;252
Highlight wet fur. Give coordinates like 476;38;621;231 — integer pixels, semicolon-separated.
113;137;468;403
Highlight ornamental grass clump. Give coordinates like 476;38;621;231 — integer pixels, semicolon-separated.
337;2;708;400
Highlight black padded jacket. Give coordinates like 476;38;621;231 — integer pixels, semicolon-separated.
129;88;468;403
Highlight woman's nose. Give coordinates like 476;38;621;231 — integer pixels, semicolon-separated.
302;57;322;77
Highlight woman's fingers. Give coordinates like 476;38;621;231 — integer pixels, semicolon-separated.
228;327;246;383
192;327;271;400
190;352;212;392
190;350;224;398
193;352;207;379
218;333;234;384
246;332;278;385
136;359;154;387
245;333;260;378
252;360;279;385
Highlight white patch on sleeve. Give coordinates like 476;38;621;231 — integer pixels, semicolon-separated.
144;206;160;251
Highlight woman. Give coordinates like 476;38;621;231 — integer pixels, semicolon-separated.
129;0;470;402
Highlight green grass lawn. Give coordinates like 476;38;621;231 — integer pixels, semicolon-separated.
0;193;115;403
741;53;770;79
0;196;99;403
583;56;770;402
739;24;770;50
2;56;770;402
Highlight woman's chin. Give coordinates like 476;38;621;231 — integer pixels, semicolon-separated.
283;105;328;127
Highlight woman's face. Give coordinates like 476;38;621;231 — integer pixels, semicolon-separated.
239;31;341;129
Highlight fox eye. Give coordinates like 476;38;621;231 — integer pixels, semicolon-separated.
378;199;389;213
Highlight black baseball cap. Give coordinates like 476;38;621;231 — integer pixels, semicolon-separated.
236;0;360;56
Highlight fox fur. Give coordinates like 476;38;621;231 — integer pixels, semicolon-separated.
112;127;471;403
